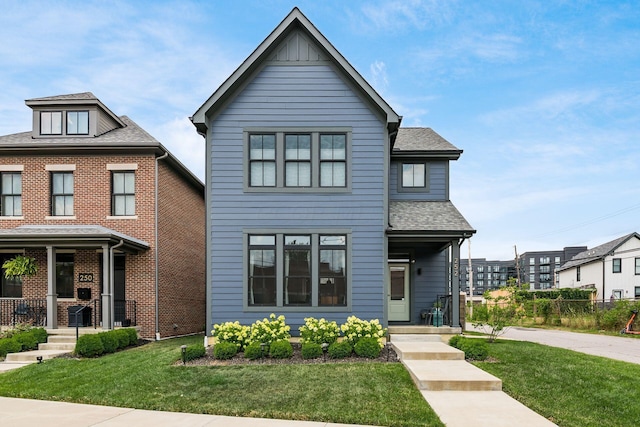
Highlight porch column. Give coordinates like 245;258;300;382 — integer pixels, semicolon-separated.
46;246;57;328
101;244;112;330
450;240;461;327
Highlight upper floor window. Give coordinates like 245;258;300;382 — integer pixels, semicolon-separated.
51;172;74;216
613;258;621;273
555;256;561;265
320;134;346;187
577;266;581;281
40;111;62;135
401;163;426;188
111;171;135;216
636;258;640;275
1;172;22;216
285;134;311;187
246;130;350;191
529;258;535;265
249;134;276;187
66;111;89;135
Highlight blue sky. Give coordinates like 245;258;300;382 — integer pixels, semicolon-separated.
1;0;639;260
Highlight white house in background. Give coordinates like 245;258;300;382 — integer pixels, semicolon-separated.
557;232;640;301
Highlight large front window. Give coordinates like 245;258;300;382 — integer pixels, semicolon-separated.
112;171;135;216
1;172;22;216
248;235;276;306
247;232;349;308
56;253;74;299
51;172;74;216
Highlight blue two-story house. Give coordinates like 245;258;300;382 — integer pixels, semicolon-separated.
191;8;475;333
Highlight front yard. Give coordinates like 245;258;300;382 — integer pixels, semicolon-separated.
0;335;442;427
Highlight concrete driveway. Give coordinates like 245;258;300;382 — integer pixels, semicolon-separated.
470;325;640;364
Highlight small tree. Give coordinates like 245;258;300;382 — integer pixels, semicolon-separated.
473;286;521;342
2;255;37;278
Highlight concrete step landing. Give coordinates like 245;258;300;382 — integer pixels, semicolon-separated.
392;341;465;361
5;349;71;363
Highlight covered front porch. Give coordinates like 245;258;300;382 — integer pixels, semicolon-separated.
386;200;475;328
0;225;148;332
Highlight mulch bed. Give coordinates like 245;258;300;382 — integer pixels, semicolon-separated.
177;342;400;366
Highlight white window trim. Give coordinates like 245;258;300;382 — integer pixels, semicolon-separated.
45;216;77;220
0;165;24;172
45;164;76;171
106;215;138;220
107;163;139;171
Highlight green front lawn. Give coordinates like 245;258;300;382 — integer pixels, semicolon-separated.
0;336;442;427
474;340;640;427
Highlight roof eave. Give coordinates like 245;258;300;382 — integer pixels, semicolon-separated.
391;150;462;160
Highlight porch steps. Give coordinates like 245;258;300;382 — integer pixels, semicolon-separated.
2;329;83;364
391;336;502;392
4;349;71;363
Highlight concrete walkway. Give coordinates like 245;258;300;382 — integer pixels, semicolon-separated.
0;397;378;427
390;334;556;427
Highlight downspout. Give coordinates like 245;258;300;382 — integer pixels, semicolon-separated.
155;151;169;340
110;239;125;329
602;258;606;310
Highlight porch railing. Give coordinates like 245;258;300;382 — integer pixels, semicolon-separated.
0;298;47;328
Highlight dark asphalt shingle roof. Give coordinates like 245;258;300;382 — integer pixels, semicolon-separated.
389;200;475;234
558;232;640;271
393;128;461;152
0;116;159;148
26;92;97;102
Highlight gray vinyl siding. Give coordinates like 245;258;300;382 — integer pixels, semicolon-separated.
208;64;386;330
411;250;447;324
389;160;447;200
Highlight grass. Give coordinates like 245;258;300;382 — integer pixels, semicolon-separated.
474;339;640;427
0;336;442;427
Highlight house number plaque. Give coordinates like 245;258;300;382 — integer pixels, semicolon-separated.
78;273;94;283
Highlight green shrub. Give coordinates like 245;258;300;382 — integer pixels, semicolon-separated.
31;328;48;344
15;331;38;351
75;334;104;357
299;317;341;345
212;321;251;350
269;339;293;359
450;336;489;361
448;335;462;348
301;342;323;359
124;328;138;346
340;316;386;348
114;329;130;349
98;332;118;354
0;338;22;357
184;344;207;361
244;341;267;360
249;313;291;346
213;341;237;360
328;341;352;359
354;337;382;358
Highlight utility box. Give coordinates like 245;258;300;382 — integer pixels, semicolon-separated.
77;288;91;300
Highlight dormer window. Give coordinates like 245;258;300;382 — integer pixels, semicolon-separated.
67;111;89;135
40;111;62;135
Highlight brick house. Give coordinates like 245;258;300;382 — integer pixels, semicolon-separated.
0;93;205;339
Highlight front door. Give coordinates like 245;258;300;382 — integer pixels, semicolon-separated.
388;263;410;321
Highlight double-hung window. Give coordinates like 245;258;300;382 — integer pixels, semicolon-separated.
249;134;276;187
613;258;622;273
51;172;74;216
66;111;89;135
319;134;346;187
1;172;22;216
247;232;349;309
285;134;311;187
246;129;350;191
112;171;135;216
40;111;62;135
636;258;640;275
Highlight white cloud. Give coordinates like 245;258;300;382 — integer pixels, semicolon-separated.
356;0;454;33
369;60;388;94
153;117;205;181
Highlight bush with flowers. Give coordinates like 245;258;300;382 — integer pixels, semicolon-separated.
340;316;387;349
249;313;291;346
298;317;341;345
211;321;251;350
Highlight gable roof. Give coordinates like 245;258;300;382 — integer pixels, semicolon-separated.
558;232;640;271
393;127;462;159
191;7;400;135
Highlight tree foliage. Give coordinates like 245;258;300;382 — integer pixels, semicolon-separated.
2;255;37;278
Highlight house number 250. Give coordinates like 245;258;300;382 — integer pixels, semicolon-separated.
78;273;94;283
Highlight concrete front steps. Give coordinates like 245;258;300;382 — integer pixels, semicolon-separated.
390;334;502;391
4;330;80;364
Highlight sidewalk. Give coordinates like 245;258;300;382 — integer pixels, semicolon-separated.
0;397;378;427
